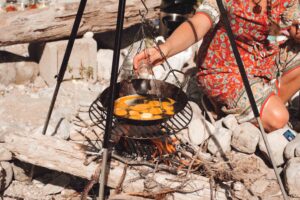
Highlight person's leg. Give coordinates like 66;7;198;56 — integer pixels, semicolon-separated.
261;42;300;132
276;41;300;103
260;94;289;132
223;77;288;132
278;67;300;103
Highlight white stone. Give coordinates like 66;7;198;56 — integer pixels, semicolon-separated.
0;63;16;85
54;118;71;140
188;101;215;146
214;118;224;129
0;146;12;161
33;76;47;88
39;38;97;86
259;127;294;166
233;181;245;191
61;188;78;198
0;161;13;191
250;179;270;194
42;173;71;195
174;129;190;144
52;107;74;124
284;133;300;160
0;43;29;57
83;31;94;38
231;122;260;154
11;162;31;182
283;157;300;197
33;125;55;136
97;49;125;82
222;114;239;131
207;127;232;156
15;61;39;84
294;144;300;157
30;93;40;99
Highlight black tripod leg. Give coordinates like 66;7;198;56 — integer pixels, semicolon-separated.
42;0;88;135
216;0;289;199
99;0;127;199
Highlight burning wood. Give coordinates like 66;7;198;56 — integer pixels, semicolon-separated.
151;137;176;156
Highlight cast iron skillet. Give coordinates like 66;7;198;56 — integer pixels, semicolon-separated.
99;79;188;126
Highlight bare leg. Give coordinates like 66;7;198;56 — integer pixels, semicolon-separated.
261;95;289;132
260;66;300;132
278;67;300;103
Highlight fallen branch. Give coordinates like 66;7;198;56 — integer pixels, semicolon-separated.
114;164;128;194
128;187;204;199
112;152;178;175
81;162;102;200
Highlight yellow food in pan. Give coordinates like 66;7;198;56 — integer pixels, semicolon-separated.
165;109;174;115
130;104;151;111
129;110;140;116
114;108;127;116
129;114;141;120
114;95;176;120
149;107;163;115
141;112;153;119
152;115;163;119
148;100;161;107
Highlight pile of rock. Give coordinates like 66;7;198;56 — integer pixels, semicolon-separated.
1;33;300;199
185;100;300;198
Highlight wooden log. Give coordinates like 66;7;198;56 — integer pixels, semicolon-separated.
3;133;98;180
2;133;146;187
0;0;160;46
2;133;227;199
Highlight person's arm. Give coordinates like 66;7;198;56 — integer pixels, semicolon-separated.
133;13;213;69
162;13;212;57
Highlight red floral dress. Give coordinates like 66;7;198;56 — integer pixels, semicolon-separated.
196;0;300;122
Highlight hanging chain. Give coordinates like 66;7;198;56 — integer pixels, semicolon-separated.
119;0;185;90
117;0;149;79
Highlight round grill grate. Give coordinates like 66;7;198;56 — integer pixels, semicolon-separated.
89;96;193;139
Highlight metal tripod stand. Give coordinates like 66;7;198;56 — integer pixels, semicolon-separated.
41;0;126;199
42;0;289;199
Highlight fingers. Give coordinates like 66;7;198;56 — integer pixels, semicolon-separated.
133;47;162;70
133;50;148;70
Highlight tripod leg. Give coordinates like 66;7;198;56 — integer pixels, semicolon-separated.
99;0;127;199
29;0;88;184
42;0;88;135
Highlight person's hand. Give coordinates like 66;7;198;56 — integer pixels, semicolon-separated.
289;21;300;43
133;44;169;71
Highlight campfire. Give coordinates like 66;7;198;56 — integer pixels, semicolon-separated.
115;135;199;170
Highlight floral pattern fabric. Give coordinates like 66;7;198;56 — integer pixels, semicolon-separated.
196;0;300;121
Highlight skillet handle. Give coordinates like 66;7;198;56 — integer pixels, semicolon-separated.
162;69;189;89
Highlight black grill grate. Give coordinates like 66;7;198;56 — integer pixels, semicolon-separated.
88;96;193;139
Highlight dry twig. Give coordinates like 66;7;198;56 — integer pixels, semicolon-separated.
112;152;177;174
81;161;102;200
128;186;204;199
114;164;128;194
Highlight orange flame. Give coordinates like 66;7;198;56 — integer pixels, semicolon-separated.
151;137;177;157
